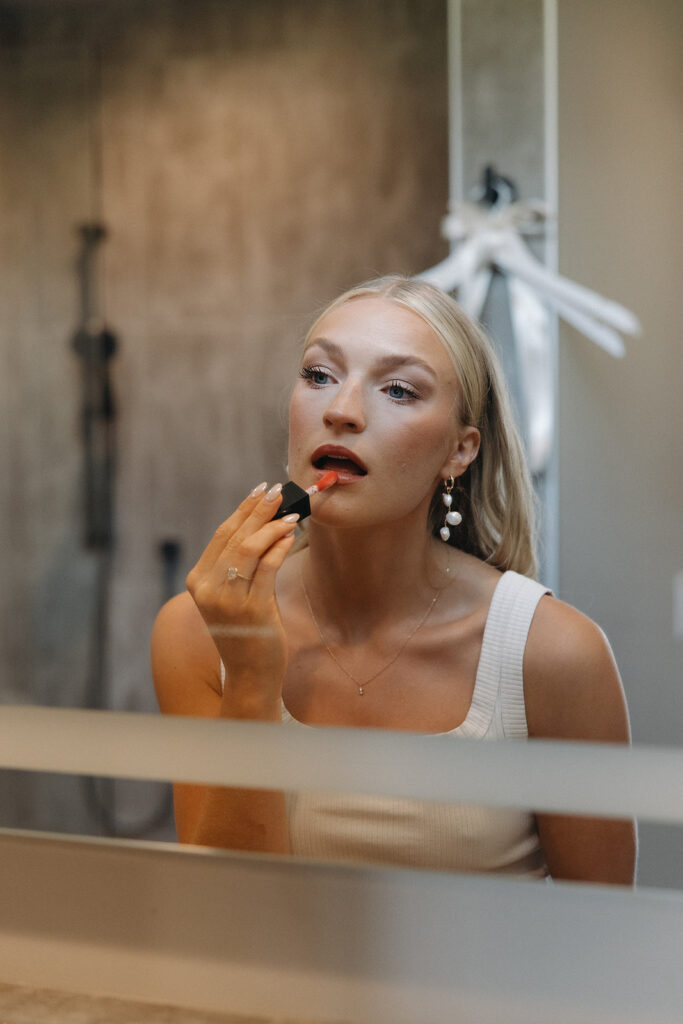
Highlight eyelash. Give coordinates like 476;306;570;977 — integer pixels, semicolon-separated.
299;365;331;387
299;365;420;403
385;379;419;403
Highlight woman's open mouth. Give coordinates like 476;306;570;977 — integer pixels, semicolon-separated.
311;446;367;481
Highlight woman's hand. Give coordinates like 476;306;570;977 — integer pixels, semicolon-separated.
185;482;299;719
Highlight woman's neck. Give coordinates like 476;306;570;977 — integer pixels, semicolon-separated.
302;517;450;643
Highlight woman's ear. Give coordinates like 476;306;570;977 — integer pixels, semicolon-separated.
442;425;480;480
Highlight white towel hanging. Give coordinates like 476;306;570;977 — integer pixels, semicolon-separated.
417;201;641;473
419;201;640;355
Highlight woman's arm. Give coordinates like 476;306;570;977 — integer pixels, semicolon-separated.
151;484;298;852
524;596;638;885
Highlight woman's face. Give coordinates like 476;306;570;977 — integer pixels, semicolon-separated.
288;296;478;531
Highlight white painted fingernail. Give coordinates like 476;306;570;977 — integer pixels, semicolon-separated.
250;481;267;498
282;513;300;523
265;483;283;502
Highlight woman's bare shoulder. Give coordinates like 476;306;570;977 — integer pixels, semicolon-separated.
524;595;631;743
151;591;222;714
435;548;502;617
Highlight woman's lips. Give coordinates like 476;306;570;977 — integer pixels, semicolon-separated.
311;445;367;483
314;463;364;483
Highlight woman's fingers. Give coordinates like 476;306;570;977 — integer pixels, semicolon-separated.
206;514;298;601
187;481;301;633
190;516;299;604
229;482;284;548
188;481;277;581
189;482;267;576
248;530;298;602
221;513;299;570
210;484;294;581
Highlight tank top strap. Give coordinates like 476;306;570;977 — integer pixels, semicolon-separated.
479;570;551;738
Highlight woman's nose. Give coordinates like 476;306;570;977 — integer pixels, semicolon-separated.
322;380;366;433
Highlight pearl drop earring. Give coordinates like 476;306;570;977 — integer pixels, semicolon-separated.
440;476;462;542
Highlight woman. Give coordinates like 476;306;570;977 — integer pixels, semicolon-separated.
152;275;636;884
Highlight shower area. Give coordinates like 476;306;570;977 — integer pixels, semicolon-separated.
0;0;554;842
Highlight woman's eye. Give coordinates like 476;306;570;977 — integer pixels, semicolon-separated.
386;380;419;402
300;365;331;387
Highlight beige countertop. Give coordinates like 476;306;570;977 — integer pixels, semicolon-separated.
0;984;331;1024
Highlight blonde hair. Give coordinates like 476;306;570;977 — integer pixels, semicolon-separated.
300;275;538;577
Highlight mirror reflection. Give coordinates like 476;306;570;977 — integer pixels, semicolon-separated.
0;0;679;888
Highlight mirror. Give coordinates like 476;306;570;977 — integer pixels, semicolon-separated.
0;0;680;887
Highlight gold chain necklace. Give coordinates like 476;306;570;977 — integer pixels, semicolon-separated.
300;567;441;696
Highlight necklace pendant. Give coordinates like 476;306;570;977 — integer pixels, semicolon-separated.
300;564;441;702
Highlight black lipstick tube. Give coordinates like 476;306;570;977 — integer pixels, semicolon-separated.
272;471;338;522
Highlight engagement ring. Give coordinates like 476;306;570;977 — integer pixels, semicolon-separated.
226;566;252;582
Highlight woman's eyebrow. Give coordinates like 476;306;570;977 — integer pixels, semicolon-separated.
306;337;437;379
305;337;344;360
372;353;437;379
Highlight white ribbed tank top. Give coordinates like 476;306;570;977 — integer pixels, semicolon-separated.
220;570;551;877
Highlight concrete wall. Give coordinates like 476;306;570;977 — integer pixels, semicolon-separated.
556;0;683;885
